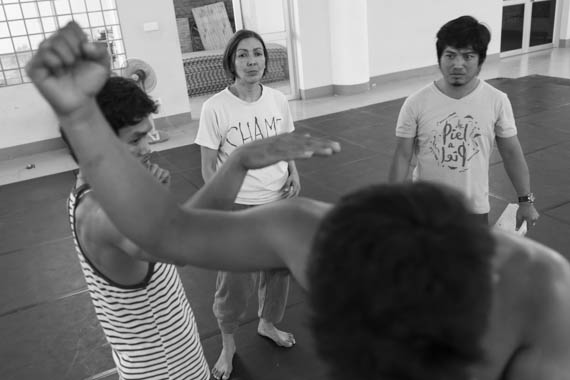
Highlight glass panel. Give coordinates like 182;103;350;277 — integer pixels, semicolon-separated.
16;50;32;66
103;10;118;25
530;0;556;47
57;14;73;27
5;68;21;85
0;38;14;54
12;35;29;51
38;1;55;17
501;4;524;52
69;0;87;13
107;24;120;39
111;52;125;69
53;0;71;15
85;0;102;12
4;4;23;20
21;2;39;18
8;19;26;35
1;53;18;69
0;22;9;38
90;26;105;40
88;11;104;27
25;18;43;34
73;12;88;27
110;38;123;54
20;67;30;82
28;33;44;49
100;0;116;10
41;16;57;32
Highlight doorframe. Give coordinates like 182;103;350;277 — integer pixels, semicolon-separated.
232;0;300;100
501;0;561;57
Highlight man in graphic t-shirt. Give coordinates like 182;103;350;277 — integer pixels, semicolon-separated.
389;15;539;228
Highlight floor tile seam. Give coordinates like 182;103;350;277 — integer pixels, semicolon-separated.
0;194;71;220
0;287;88;318
542;200;570;220
0;235;73;257
82;367;117;380
488;192;565;215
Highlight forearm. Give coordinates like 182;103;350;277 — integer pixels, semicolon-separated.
288;160;298;176
388;154;411;182
185;154;247;210
61;102;179;254
498;140;532;196
503;157;531;196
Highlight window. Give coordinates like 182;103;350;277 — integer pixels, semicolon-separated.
0;0;125;87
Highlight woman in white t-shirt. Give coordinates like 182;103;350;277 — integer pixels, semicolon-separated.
194;29;299;380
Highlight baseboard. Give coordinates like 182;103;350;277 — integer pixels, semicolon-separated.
300;85;334;100
560;39;570;48
0;111;193;161
0;138;66;161
333;81;370;96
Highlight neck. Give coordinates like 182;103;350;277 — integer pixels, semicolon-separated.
436;77;480;99
230;80;262;102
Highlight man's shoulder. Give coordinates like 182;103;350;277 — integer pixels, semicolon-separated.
406;82;436;101
492;229;570;304
480;80;509;99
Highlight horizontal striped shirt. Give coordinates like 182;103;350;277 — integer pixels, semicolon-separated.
68;185;209;380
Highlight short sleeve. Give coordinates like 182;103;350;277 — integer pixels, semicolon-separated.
395;96;419;138
194;99;222;150
495;93;518;138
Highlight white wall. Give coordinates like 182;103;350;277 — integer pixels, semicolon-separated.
291;0;332;92
367;0;502;78
0;0;189;150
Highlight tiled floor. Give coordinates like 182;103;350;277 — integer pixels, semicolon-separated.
1;48;570;380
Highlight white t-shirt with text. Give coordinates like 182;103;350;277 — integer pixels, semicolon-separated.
195;85;295;205
396;80;517;213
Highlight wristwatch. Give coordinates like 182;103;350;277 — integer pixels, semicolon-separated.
518;193;535;204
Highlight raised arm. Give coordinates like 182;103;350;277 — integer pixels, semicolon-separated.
27;22;339;274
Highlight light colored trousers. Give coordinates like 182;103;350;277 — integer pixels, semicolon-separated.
212;203;290;334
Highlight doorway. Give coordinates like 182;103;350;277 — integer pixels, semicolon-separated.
501;0;559;56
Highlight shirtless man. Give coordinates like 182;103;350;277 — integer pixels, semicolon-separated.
28;22;570;380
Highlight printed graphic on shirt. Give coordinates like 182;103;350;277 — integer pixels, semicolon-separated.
226;116;283;147
429;112;482;172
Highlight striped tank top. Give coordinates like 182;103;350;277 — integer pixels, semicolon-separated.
68;184;210;380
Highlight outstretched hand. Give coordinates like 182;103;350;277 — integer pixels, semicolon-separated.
26;21;110;118
233;133;341;170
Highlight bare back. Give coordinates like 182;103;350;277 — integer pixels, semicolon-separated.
473;229;570;380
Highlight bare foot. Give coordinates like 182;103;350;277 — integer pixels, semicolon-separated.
212;333;236;380
257;319;296;347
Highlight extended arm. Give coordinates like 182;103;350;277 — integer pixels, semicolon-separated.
27;23;339;274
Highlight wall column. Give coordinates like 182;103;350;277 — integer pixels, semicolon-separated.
329;0;370;95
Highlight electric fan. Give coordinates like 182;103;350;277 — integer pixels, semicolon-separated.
122;58;168;144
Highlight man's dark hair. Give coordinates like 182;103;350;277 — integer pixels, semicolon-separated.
308;182;494;380
61;76;158;162
436;15;491;65
223;29;268;81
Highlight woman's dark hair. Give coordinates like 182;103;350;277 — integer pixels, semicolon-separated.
223;29;268;80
